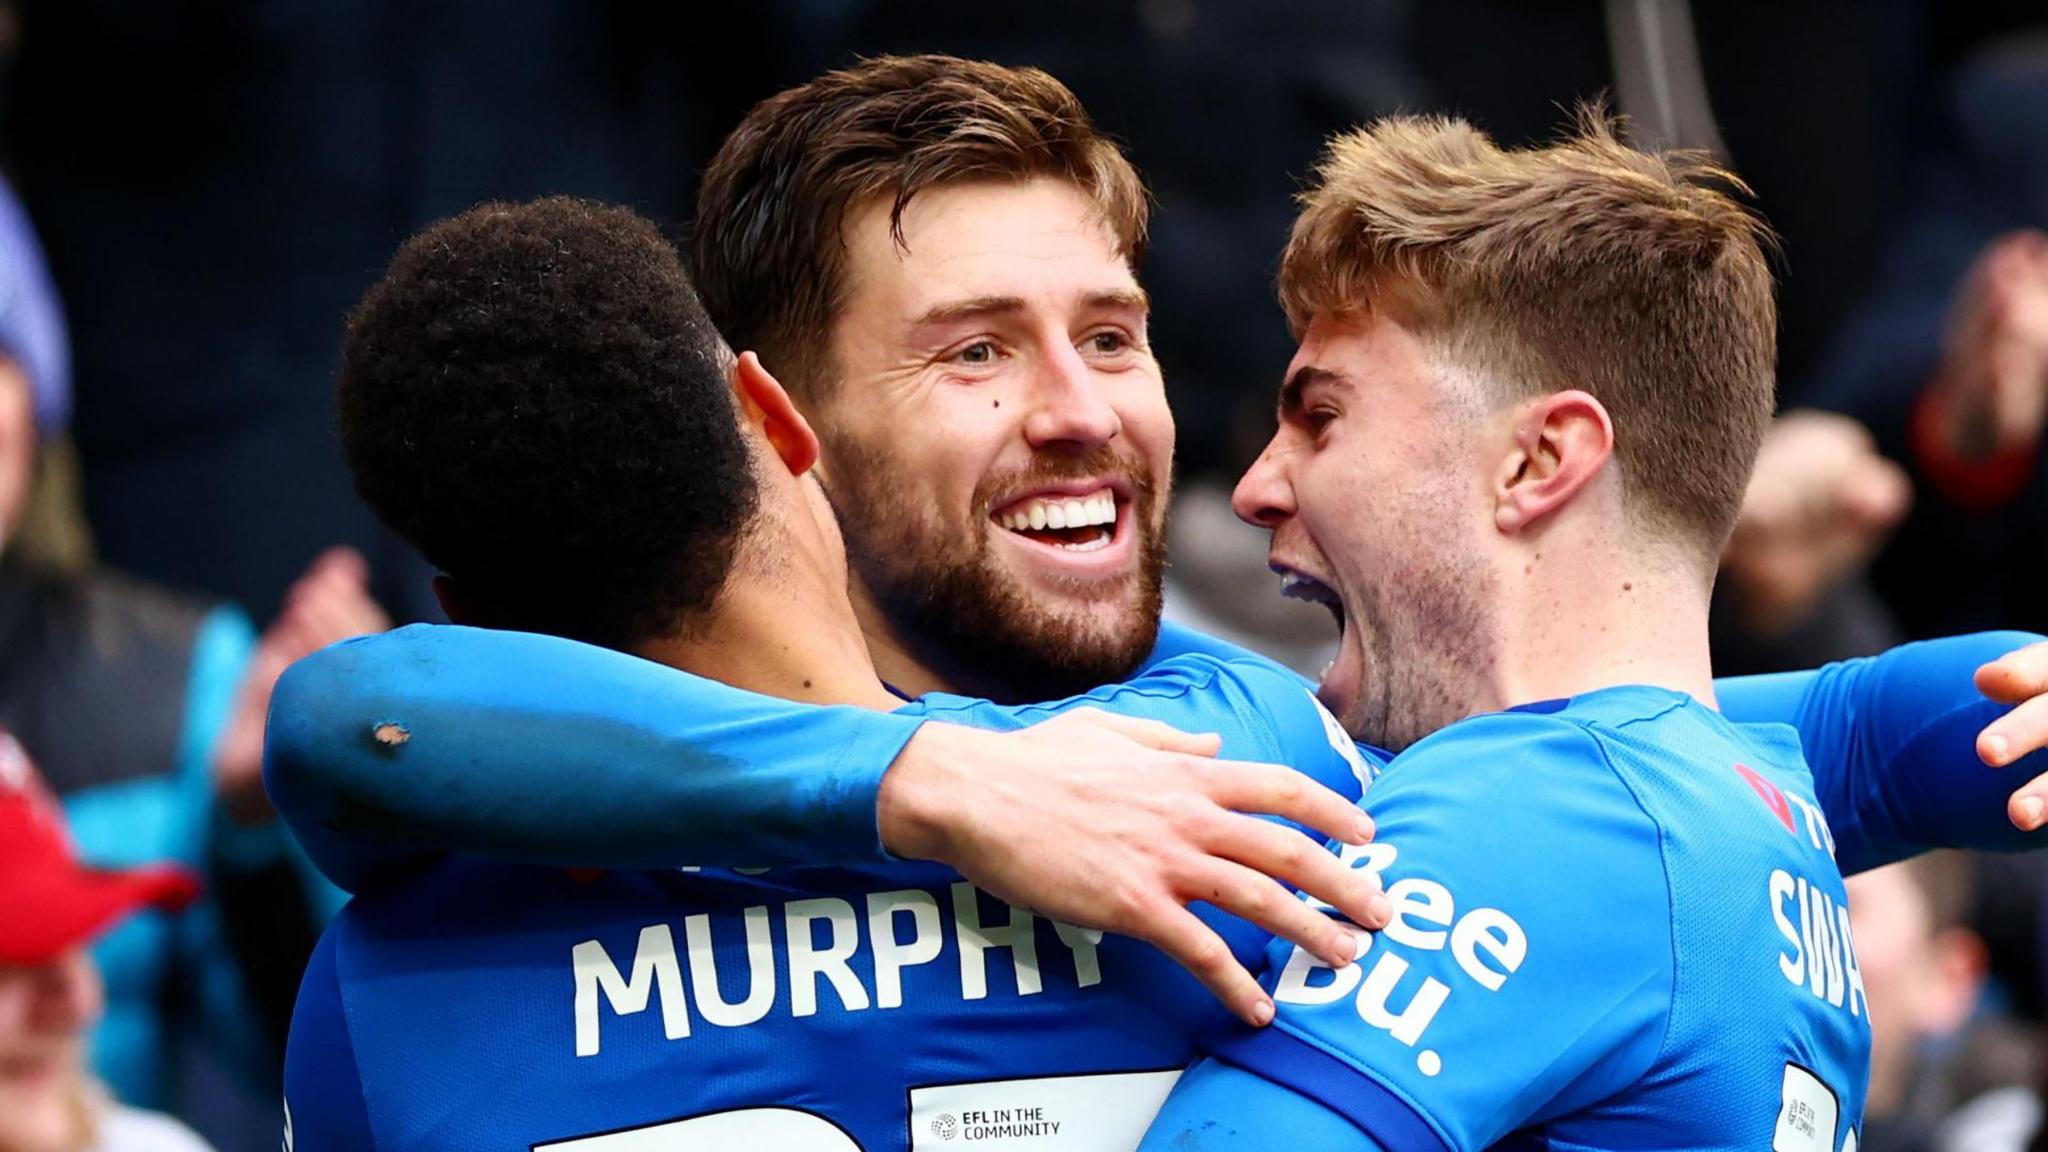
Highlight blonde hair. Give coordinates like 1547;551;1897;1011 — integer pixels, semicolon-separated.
1279;107;1778;554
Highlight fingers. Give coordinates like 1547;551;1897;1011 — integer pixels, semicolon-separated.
1205;813;1390;932
1141;902;1275;1027
266;546;392;663
1981;693;2048;770
1205;760;1375;846
2010;778;2048;833
1181;854;1369;975
1062;708;1223;758
1975;641;2048;707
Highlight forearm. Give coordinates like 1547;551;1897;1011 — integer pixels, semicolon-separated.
263;625;920;891
1718;631;2048;873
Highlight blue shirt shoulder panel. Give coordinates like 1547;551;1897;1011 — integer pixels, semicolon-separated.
1144;621;1308;684
1205;705;1674;1151
914;654;1380;803
1192;688;1870;1152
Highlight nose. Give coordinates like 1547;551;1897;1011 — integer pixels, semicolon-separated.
1021;342;1121;450
1233;435;1299;528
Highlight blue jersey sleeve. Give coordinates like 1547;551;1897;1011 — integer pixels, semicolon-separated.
264;625;924;892
1718;631;2048;874
283;928;377;1151
1163;713;1671;1152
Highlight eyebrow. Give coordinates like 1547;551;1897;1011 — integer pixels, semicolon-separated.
1277;366;1349;417
912;295;1028;330
909;287;1152;331
1084;288;1152;315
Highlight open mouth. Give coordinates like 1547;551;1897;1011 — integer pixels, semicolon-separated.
1277;565;1362;719
1279;569;1346;632
991;486;1122;553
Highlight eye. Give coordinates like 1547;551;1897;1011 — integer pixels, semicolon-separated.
1305;407;1340;436
1087;330;1128;354
953;340;999;365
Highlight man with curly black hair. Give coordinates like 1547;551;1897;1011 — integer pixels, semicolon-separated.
337;195;756;651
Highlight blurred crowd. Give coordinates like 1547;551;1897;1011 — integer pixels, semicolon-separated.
0;2;2043;1151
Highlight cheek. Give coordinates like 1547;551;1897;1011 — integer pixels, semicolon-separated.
931;397;1036;509
832;406;1007;521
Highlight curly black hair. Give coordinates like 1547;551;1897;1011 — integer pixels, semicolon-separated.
339;196;758;649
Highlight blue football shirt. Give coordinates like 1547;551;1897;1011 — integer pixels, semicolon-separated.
1144;686;1870;1152
281;654;1376;1151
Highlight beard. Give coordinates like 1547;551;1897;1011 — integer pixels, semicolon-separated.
822;440;1168;704
1339;502;1498;752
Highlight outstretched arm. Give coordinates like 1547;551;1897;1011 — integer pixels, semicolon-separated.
264;625;1390;1025
263;625;922;890
1717;631;2048;874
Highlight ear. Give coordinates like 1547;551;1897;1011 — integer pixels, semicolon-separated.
431;574;476;627
1492;390;1615;535
732;351;820;477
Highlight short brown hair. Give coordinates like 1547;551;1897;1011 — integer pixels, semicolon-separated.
1279;108;1777;555
693;54;1148;398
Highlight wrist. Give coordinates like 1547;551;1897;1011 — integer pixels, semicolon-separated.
876;722;968;863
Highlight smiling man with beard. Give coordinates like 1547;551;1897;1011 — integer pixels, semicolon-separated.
267;54;2048;1030
688;64;1174;703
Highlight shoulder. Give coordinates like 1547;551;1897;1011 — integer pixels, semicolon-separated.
1213;705;1680;1148
1028;655;1372;791
916;654;1377;800
1356;706;1677;990
1371;705;1633;812
1145;620;1312;685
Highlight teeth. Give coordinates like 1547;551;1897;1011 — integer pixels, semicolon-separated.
995;489;1119;534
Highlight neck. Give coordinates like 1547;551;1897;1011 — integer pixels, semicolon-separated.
634;534;902;712
1483;523;1718;712
841;582;971;699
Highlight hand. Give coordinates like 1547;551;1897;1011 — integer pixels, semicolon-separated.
1974;641;2048;832
1933;229;2048;459
214;547;392;820
1721;410;1911;634
877;708;1389;1026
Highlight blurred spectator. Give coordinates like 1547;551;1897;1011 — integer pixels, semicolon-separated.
0;729;214;1152
0;0;771;623
1804;36;2048;639
1713;411;1912;674
0;176;385;1147
1847;854;1990;1151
